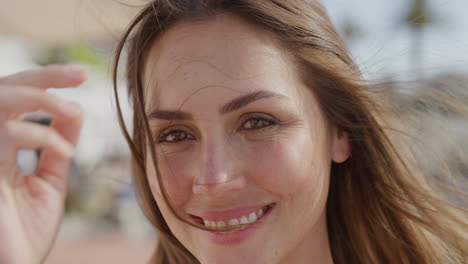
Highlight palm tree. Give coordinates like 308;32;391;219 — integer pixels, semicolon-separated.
341;17;363;43
404;0;434;79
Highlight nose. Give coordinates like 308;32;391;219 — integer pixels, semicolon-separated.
192;138;246;197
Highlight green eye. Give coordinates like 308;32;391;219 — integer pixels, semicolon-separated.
242;116;277;129
157;130;193;143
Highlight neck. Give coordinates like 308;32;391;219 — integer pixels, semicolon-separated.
279;212;334;264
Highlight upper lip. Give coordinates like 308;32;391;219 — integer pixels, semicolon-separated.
190;203;273;222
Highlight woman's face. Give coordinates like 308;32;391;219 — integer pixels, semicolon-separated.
144;13;350;264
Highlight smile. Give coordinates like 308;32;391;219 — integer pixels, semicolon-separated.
190;203;276;245
190;203;275;232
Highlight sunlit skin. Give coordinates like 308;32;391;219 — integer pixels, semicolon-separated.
143;13;350;264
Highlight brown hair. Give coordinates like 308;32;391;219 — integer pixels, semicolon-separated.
112;0;468;263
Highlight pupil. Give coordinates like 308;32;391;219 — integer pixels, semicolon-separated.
252;119;266;128
169;132;184;141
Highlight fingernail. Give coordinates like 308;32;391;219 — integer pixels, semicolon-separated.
62;101;82;116
64;64;89;78
60;142;75;158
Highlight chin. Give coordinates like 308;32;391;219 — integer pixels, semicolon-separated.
196;250;272;264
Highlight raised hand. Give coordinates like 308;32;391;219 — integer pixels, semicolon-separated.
0;65;87;264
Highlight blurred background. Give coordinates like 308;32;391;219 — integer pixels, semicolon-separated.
1;0;467;263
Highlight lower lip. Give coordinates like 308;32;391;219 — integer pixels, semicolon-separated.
204;205;274;246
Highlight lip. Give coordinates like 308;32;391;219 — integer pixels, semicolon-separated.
194;203;276;246
192;203;276;246
191;203;273;222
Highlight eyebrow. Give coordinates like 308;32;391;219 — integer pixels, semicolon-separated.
148;90;286;121
148;110;193;121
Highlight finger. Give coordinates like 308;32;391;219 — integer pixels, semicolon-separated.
36;102;83;193
0;120;74;161
0;64;87;89
0;120;75;185
0;86;81;121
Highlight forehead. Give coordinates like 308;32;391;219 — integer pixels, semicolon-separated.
143;13;300;109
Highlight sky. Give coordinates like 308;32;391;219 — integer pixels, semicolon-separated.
1;0;467;81
321;0;468;81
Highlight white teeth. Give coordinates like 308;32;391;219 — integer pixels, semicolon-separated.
228;218;240;226
240;216;249;224
202;206;269;228
248;212;257;223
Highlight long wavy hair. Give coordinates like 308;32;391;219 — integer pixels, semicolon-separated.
112;0;468;263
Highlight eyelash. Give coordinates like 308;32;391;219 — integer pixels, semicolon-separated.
156;128;195;144
155;114;279;144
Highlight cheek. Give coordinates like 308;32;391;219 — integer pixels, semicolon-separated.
146;149;195;208
244;132;331;199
